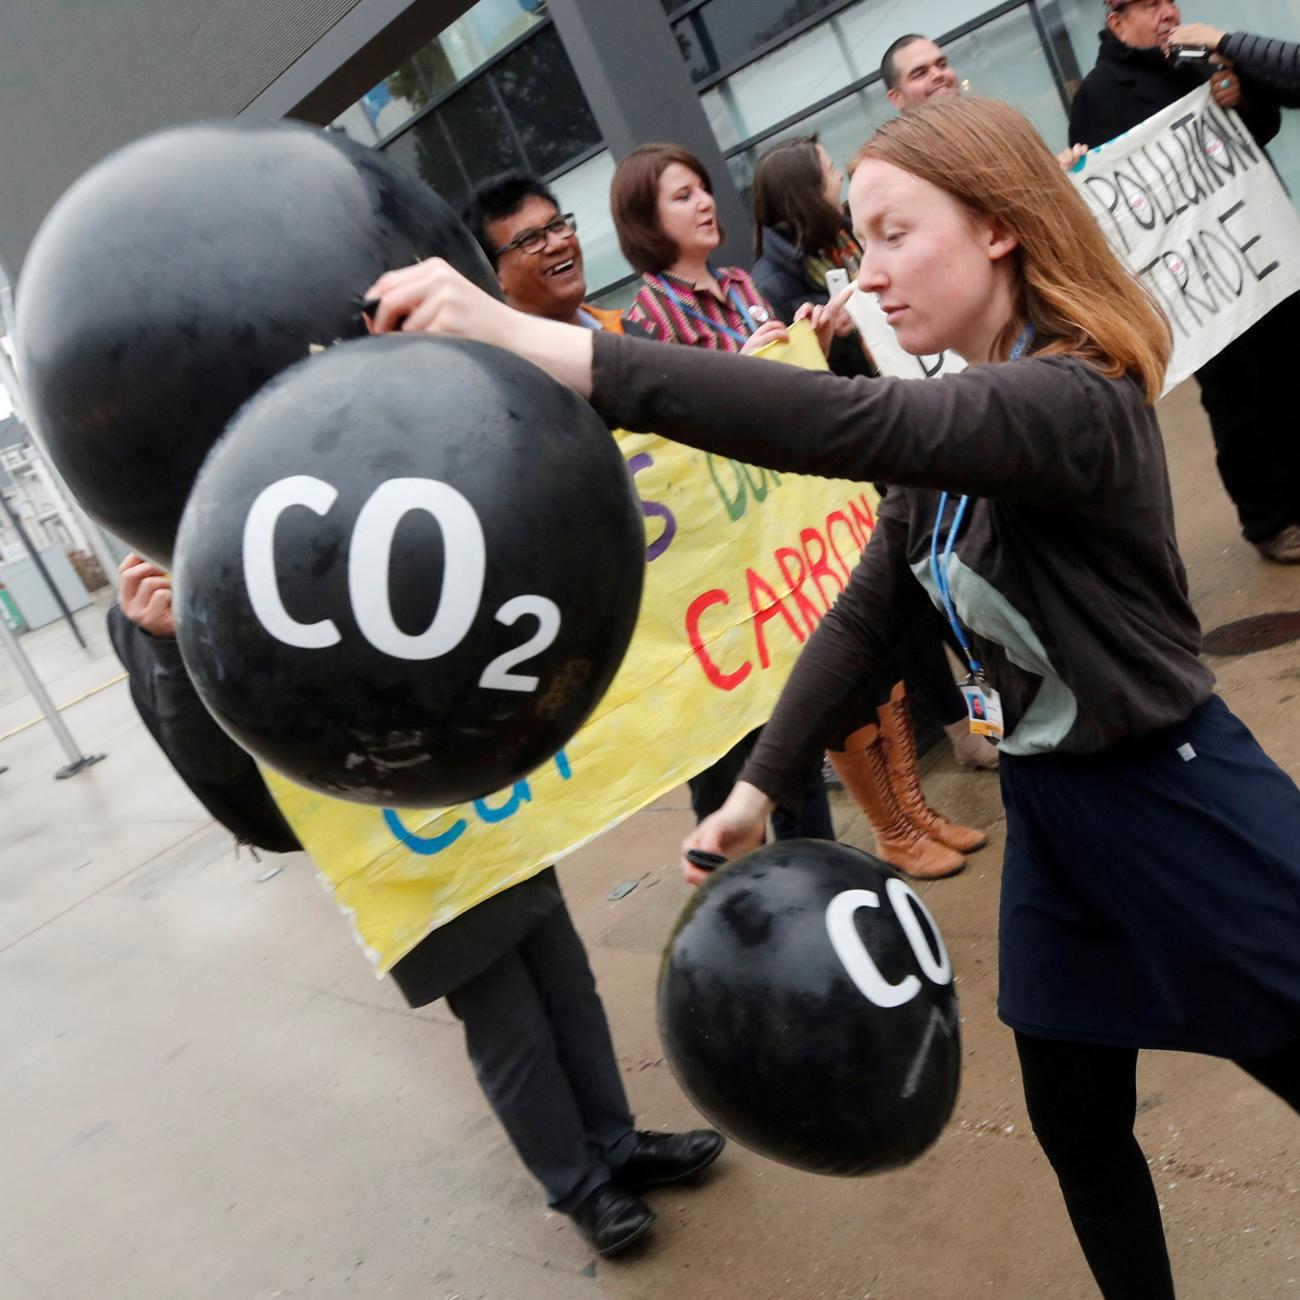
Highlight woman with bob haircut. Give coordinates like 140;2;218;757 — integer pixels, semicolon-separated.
610;138;839;853
367;96;1300;1298
610;141;782;354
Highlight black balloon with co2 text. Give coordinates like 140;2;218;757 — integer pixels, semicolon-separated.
658;839;960;1176
173;334;644;808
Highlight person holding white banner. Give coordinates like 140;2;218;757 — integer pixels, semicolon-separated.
1070;0;1300;563
366;93;1300;1300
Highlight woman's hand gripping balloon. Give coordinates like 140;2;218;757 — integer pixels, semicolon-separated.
365;257;514;343
364;258;596;399
679;780;775;885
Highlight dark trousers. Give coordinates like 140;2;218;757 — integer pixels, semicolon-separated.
904;611;967;729
1195;295;1300;543
1015;1032;1300;1299
824;610;967;751
688;726;834;839
445;899;636;1212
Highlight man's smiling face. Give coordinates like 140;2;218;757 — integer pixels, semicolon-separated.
487;194;587;323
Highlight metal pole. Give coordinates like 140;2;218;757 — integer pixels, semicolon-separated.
0;604;105;778
0;488;86;649
2;407;127;580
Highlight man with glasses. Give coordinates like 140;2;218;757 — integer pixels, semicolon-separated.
1069;0;1300;564
464;172;647;335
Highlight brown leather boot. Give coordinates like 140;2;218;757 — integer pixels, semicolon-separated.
877;682;987;853
828;724;966;880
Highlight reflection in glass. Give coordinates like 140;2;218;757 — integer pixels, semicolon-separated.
375;24;599;220
492;26;602;175
549;151;633;294
330;0;547;144
672;0;847;82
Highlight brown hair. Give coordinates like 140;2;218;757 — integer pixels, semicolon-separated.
610;142;725;275
751;135;844;259
851;97;1171;402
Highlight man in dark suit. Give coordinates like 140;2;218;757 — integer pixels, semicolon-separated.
112;551;722;1257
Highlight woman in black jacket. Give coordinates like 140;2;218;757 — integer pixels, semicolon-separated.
750;135;874;381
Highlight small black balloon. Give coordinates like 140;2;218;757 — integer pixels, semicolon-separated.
658;840;960;1176
173;333;644;808
16;120;499;565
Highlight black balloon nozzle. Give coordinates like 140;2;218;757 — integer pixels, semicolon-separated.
686;849;727;874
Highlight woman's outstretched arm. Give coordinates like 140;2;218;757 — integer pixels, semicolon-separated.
366;259;1142;509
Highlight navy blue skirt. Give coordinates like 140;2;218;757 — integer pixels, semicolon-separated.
998;695;1300;1059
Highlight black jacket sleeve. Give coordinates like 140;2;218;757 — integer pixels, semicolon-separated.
1234;69;1283;145
1221;32;1300;108
108;605;301;853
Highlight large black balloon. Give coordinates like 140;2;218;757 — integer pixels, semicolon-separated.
658;840;960;1176
172;333;644;808
16;120;499;565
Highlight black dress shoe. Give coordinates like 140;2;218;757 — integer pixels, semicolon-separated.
568;1183;656;1256
615;1129;726;1192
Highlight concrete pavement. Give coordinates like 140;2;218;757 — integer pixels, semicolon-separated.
0;380;1296;1299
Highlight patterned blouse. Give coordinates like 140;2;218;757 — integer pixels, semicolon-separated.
624;266;775;354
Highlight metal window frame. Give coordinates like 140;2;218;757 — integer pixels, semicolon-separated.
674;0;1080;107
378;15;604;188
665;0;712;21
675;0;865;91
1029;0;1084;95
372;13;556;151
713;0;1065;165
539;141;606;185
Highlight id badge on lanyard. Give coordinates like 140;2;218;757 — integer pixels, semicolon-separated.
929;326;1034;744
930;492;1005;744
959;679;1004;742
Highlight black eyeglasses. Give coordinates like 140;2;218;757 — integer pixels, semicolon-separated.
494;213;577;257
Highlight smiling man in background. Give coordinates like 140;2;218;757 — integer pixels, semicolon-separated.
880;34;960;110
464;171;645;335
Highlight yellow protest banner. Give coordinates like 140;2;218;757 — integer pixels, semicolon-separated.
264;322;877;972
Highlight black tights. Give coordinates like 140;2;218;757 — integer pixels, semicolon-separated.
1015;1032;1300;1299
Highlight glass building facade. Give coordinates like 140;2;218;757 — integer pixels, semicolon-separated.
332;0;1300;300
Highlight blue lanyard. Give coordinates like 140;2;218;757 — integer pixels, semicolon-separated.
656;273;758;348
928;325;1035;680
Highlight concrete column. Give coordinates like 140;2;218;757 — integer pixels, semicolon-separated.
546;0;752;267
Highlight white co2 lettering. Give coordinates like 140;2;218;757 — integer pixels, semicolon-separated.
824;879;953;1010
242;475;560;691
